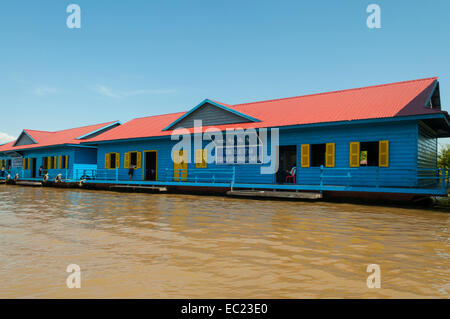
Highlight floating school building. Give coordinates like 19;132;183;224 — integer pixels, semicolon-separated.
82;77;450;199
1;77;449;201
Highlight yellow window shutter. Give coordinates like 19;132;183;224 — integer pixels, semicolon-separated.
136;152;141;169
27;158;31;170
196;149;203;168
23;158;26;169
181;150;187;180
379;141;389;167
105;153;110;169
173;150;180;181
115;153;120;169
58;156;62;169
301;144;310;168
202;149;207;168
124;152;130;169
349;142;360;167
65;155;69;169
325;143;335;167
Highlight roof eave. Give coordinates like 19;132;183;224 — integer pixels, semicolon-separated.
75;121;121;140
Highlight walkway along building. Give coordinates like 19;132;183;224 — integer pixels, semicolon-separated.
1;77;449;200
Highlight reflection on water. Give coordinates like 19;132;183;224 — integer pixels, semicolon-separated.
0;185;448;298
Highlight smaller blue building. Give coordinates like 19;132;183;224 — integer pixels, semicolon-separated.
0;121;119;180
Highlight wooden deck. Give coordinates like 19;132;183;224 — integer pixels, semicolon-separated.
227;190;322;200
109;185;167;192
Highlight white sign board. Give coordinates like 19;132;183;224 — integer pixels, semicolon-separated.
12;157;23;168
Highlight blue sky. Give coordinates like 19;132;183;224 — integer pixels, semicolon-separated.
0;0;449;145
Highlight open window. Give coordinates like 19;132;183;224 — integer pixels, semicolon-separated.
360;142;379;166
125;151;141;169
302;143;335;167
105;152;120;169
310;144;326;167
59;155;69;169
48;156;57;169
349;141;389;167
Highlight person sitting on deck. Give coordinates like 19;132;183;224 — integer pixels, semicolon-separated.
128;165;135;181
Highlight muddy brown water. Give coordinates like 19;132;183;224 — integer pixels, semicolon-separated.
0;185;448;298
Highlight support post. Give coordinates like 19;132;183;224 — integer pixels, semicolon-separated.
376;167;379;188
347;171;351;189
230;166;236;191
319;165;324;189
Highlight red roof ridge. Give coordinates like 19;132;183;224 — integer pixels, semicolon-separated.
132;111;186;121
232;77;438;107
24;129;52;133
20;121;117;135
53;120;118;132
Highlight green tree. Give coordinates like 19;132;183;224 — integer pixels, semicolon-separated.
438;144;450;169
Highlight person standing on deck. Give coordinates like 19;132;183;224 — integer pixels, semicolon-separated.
1;166;5;177
38;166;43;177
128;165;135;181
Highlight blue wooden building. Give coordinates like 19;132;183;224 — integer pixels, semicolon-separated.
2;77;449;200
80;77;450;198
0;121;119;180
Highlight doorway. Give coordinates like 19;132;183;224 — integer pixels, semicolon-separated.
31;158;37;178
143;151;157;181
276;145;297;184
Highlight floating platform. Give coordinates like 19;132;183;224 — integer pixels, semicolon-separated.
15;181;42;187
109;185;167;192
227;189;322;200
3;177;448;205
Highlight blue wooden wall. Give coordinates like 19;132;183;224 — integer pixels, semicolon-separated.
0;146;97;180
94;119;424;188
1;118;435;190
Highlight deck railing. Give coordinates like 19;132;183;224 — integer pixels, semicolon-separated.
74;167;236;184
71;166;450;192
315;166;449;190
0;168;73;181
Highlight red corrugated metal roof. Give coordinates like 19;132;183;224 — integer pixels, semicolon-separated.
86;77;442;143
0;121;118;152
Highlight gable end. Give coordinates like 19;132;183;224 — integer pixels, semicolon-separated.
165;100;259;130
13;131;37;147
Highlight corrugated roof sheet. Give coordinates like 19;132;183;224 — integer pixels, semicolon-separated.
86;77;442;143
0;121;118;152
